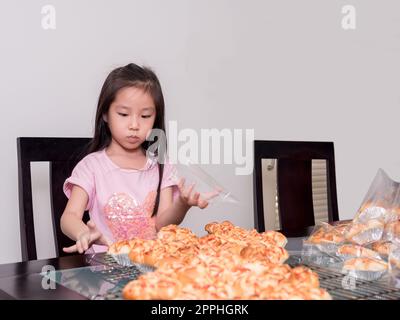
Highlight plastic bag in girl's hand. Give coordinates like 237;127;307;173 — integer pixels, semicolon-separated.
170;161;240;205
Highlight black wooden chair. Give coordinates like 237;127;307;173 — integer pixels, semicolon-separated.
253;140;339;237
17;137;92;261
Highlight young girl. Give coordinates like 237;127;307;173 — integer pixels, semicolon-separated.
60;63;209;254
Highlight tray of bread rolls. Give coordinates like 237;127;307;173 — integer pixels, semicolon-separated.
87;221;399;300
299;200;400;299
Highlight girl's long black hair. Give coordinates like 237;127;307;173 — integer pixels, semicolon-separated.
88;63;166;217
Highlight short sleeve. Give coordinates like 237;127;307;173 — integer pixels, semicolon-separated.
160;161;180;201
63;157;95;211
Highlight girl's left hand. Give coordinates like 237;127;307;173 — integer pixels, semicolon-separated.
177;178;219;209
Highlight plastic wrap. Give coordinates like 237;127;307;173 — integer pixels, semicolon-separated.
382;220;400;244
340;257;388;281
300;169;400;282
336;244;381;261
304;222;345;248
301;242;343;266
344;169;400;246
388;244;400;288
345;219;384;245
110;253;133;267
170;161;239;205
371;241;394;260
353;169;399;224
301;222;345;266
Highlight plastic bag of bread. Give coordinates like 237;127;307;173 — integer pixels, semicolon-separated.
304;222;345;248
345;219;385;245
301;222;344;266
301;243;342;267
341;257;388;281
170;161;239;205
388;244;400;287
382;220;400;244
371;241;394;260
330;221;352;236
353;169;399;224
336;244;381;261
344;169;400;245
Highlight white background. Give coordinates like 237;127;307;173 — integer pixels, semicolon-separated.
1;0;400;264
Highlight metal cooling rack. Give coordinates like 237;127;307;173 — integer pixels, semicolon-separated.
82;254;154;300
84;253;400;300
285;255;400;300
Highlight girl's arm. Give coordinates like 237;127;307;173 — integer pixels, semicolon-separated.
155;180;209;231
60;185;90;240
60;185;109;253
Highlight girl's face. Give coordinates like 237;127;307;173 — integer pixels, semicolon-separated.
105;86;156;152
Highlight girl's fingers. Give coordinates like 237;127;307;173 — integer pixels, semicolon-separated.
63;244;77;253
190;192;200;205
198;199;209;209
184;183;195;200
179;181;191;200
81;236;89;251
87;220;96;230
85;220;103;245
89;228;101;242
76;240;83;254
193;192;200;200
177;178;185;192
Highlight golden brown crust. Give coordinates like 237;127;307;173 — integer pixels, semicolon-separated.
371;241;393;257
123;272;182;300
345;219;384;244
337;244;379;259
307;226;344;244
109;222;327;300
384;220;400;238
389;255;400;270
343;257;388;272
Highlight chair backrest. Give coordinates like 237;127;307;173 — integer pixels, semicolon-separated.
253;140;339;237
17;137;92;261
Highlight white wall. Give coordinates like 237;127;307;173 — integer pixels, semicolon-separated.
1;0;400;264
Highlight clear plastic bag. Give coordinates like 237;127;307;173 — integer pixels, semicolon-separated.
336;244;381;261
301;222;345;266
388;244;400;287
304;222;346;247
353;169;399;224
301;242;343;267
340;257;388;281
170;161;240;205
345;169;400;246
345;219;384;246
371;241;394;260
382;220;400;244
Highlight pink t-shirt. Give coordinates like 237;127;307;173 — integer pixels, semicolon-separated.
63;149;179;253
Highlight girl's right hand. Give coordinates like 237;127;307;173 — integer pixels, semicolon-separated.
63;220;111;254
177;178;220;209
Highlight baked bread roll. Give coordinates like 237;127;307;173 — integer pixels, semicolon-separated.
371;241;393;257
240;244;289;264
343;257;388;272
337;244;380;259
307;227;344;244
383;220;400;241
111;222;329;300
354;203;388;223
345;219;384;245
122;272;182;300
